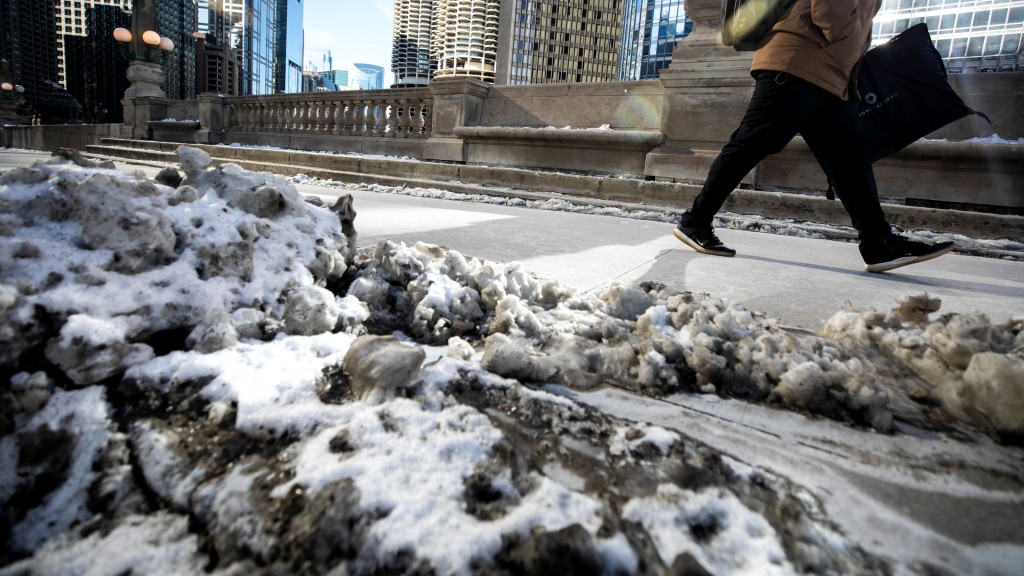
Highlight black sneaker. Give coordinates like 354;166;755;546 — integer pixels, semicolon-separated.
860;234;955;273
673;224;736;257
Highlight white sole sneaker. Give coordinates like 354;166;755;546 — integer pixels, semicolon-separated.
864;242;955;273
673;228;736;257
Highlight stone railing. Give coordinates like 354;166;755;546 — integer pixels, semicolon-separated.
224;89;432;138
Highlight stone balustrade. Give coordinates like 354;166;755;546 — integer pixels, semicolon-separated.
4;0;1022;213
224;89;432;138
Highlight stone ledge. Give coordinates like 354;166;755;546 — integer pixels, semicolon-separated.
147;120;201;144
454;126;664;149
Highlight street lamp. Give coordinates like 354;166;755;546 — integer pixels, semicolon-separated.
0;59;24;100
112;26;175;64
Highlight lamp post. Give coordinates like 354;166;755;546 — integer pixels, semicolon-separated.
0;58;26;125
112;0;175;99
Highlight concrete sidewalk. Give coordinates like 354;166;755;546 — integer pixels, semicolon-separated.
3;149;1020;331
300;182;1024;331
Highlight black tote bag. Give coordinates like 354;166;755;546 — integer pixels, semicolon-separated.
855;23;989;163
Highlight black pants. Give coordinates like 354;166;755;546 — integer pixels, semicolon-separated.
684;71;892;242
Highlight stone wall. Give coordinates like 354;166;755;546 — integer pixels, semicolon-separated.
0;123;126;151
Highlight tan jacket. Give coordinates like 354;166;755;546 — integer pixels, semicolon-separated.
750;0;882;100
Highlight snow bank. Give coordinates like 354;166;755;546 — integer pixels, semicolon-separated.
1;149;1020;575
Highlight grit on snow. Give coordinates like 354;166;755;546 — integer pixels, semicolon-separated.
0;148;1022;575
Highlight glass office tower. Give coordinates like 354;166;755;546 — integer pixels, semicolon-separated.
201;0;274;95
274;0;302;93
618;0;692;80
873;0;1023;72
353;63;385;89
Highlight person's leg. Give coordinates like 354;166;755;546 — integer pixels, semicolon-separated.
802;97;954;272
799;96;892;241
683;72;825;228
675;72;828;256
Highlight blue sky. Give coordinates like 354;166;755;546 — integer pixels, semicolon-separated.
303;0;395;85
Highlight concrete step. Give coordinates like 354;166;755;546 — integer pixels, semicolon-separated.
83;140;1024;243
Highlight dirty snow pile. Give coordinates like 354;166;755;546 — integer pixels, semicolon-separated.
0;149;1021;575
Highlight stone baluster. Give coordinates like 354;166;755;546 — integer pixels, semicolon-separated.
404;102;415;136
339;102;350;134
381;101;391;135
236;104;247;131
393;99;405;137
257;103;268;132
312;100;323;132
370;100;382;134
386;100;397;136
277;103;287;132
420;101;432;137
372;100;385;135
296;101;307;132
324;100;337;134
292;100;303;132
302;99;313;132
352;101;365;134
274;102;286;132
411;101;426;136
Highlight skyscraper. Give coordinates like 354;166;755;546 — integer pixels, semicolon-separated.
392;0;435;87
393;0;625;86
873;0;1023;73
618;0;691;81
62;2;129;122
496;0;624;85
433;0;499;82
0;0;60;107
155;0;198;101
200;0;276;95
274;0;302;93
353;63;385;89
322;69;349;88
195;31;240;95
53;1;131;93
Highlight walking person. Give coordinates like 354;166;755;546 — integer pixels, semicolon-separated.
674;0;954;273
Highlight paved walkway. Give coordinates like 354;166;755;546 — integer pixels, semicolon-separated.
3;149;1021;330
306;183;1022;330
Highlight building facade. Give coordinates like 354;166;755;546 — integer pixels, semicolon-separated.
873;0;1023;73
200;0;275;95
155;0;198;101
433;0;500;82
353;63;385;89
274;0;302;93
322;69;349;88
392;0;625;86
53;0;130;93
0;0;60;108
496;0;625;85
195;31;240;95
392;0;435;87
62;2;129;122
618;0;691;80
